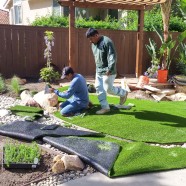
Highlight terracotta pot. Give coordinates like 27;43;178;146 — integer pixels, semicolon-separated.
158;70;168;83
136;75;149;88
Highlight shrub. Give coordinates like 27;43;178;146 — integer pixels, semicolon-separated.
31;8;186;32
176;42;186;75
40;66;60;82
9;76;21;96
0;74;6;94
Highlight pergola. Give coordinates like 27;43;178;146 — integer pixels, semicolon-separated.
58;0;166;77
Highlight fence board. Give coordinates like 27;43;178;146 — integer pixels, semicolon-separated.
0;24;181;79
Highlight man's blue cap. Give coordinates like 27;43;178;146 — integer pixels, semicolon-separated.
86;28;99;38
61;66;74;79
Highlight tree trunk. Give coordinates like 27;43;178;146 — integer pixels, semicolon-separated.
160;0;172;69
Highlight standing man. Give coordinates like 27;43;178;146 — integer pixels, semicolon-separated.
50;66;89;117
86;28;128;114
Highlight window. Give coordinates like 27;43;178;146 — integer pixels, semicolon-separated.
13;0;22;24
53;0;69;16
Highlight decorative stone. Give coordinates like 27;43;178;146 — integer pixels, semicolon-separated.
53;155;63;163
33;90;58;109
0;109;10;118
62;155;85;171
52;159;65;174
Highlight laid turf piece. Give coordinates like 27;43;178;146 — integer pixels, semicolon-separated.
55;95;186;143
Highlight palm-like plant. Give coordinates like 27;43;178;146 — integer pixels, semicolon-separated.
145;38;160;77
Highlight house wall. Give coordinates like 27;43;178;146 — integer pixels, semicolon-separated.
4;0;126;25
22;0;52;25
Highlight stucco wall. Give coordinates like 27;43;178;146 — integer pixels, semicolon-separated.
22;0;52;25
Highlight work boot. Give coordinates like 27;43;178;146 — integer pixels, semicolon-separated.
96;108;110;115
119;91;128;105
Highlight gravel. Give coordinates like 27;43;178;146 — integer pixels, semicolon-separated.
0;95;96;186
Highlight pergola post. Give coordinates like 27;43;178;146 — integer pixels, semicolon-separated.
135;9;144;77
69;3;76;70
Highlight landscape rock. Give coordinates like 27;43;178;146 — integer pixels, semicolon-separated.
52;159;66;174
33;90;58;109
20;90;39;107
53;155;63;163
62;155;85;171
0;109;11;117
166;93;186;101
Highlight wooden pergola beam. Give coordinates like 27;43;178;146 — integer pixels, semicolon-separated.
59;1;152;10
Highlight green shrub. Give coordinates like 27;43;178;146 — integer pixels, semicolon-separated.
176;43;186;75
32;15;69;27
31;9;186;32
169;16;186;32
0;74;6;94
40;67;60;82
9;76;21;96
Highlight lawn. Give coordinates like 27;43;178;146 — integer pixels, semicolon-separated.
55;94;186;143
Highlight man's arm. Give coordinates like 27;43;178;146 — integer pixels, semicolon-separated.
107;41;117;74
49;86;75;99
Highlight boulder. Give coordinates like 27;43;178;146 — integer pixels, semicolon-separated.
20;90;39;107
52;159;65;174
33;90;58;109
53;155;63;163
62;155;85;171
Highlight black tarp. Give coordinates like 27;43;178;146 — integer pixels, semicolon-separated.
43;136;120;176
0;121;102;141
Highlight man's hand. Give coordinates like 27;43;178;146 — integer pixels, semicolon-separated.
106;71;111;76
48;87;55;93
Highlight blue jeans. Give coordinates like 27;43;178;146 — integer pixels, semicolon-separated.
95;74;127;109
60;99;86;116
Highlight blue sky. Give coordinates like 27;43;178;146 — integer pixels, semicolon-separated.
0;0;7;9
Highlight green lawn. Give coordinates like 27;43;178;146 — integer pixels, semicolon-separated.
54;91;186;177
55;95;186;143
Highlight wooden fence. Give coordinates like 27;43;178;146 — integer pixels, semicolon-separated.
0;24;180;78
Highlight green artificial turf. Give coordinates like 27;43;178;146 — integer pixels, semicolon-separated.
54;94;186;143
82;136;186;177
9;105;43;121
9;105;43;113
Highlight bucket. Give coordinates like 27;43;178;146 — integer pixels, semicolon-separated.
136;75;149;88
158;70;168;83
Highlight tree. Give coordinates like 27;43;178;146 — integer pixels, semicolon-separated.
160;0;172;69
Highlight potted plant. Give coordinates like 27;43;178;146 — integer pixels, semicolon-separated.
144;38;160;78
154;28;186;83
3;141;41;169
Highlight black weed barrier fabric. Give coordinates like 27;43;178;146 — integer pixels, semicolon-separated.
0;121;102;141
43;136;121;176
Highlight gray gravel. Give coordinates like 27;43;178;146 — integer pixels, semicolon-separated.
0;95;96;186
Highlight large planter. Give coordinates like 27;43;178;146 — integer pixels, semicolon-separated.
158;70;168;83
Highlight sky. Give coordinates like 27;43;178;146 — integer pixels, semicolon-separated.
0;0;7;9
